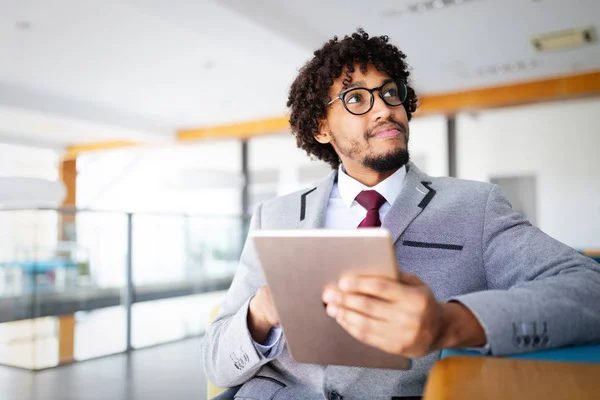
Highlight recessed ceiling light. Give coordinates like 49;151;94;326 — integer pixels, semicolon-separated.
433;0;445;8
531;26;597;52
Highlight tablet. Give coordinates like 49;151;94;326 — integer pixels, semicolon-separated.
251;229;411;370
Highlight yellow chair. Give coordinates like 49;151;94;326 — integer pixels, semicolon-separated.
207;305;226;399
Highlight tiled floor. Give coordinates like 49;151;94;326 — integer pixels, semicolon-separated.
0;337;208;400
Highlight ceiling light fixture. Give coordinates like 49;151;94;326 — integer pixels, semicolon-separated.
531;26;597;52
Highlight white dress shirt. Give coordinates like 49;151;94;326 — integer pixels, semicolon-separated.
255;165;407;355
326;164;407;229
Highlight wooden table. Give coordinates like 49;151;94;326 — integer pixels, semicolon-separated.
423;356;600;400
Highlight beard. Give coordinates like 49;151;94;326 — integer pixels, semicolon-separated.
362;146;410;172
331;120;410;172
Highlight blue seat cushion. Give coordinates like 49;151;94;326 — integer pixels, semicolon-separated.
441;344;600;363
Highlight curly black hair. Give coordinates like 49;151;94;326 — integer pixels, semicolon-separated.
287;29;418;169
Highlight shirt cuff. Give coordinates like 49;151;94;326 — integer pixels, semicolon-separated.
253;326;283;357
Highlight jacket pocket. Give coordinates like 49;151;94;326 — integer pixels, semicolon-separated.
402;240;463;251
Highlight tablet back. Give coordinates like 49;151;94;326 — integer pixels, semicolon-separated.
252;229;411;370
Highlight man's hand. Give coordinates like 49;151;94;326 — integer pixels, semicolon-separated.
248;286;280;344
322;271;486;358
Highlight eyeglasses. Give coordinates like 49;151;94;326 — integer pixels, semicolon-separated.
327;80;408;116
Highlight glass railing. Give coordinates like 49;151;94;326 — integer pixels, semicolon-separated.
0;207;248;370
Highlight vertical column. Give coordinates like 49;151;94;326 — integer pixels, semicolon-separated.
241;139;249;217
124;213;134;353
58;158;77;363
447;116;457;178
240;139;250;246
59;159;77;210
57;315;76;364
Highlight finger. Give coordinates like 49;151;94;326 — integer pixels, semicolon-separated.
334;303;416;332
328;290;393;321
333;307;402;353
335;307;427;356
267;303;280;325
338;275;407;301
264;286;274;300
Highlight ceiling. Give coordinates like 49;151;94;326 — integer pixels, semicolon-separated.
0;0;599;150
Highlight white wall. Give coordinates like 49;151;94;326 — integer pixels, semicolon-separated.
0;143;58;181
0;144;60;266
249;133;330;197
407;115;448;177
457;97;600;249
77;140;242;214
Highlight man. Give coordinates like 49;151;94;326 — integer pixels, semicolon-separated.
201;29;600;399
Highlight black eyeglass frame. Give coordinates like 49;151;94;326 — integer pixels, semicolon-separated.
327;80;408;116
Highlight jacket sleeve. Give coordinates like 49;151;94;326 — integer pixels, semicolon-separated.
451;184;600;356
200;204;285;387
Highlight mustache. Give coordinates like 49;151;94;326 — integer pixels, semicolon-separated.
365;118;408;139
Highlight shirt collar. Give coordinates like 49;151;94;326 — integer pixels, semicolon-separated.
337;164;407;208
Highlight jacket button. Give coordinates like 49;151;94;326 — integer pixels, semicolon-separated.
329;391;343;400
541;336;550;346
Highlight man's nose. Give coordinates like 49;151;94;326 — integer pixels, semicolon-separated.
370;93;392;121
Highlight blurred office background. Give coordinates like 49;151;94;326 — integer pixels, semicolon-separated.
0;0;599;399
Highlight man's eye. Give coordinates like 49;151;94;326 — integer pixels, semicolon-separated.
384;88;398;98
347;93;364;104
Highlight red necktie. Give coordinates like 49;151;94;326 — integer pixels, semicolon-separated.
356;190;386;228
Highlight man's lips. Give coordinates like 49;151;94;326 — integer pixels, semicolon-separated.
373;129;400;138
372;125;404;138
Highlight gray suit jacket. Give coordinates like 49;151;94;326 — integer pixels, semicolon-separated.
201;163;600;400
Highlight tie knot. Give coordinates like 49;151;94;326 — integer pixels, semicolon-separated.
355;190;386;211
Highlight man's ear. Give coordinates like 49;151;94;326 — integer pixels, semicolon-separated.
315;120;332;144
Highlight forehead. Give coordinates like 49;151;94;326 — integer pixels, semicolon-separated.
331;64;392;94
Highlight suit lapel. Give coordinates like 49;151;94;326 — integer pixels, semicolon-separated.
382;162;436;244
295;163;435;237
298;169;337;229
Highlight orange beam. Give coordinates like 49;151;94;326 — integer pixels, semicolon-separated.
417;70;600;116
177;116;289;141
59;159;77;207
176;71;600;140
60;71;600;149
58;314;76;364
64;140;142;160
58;159;77;363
